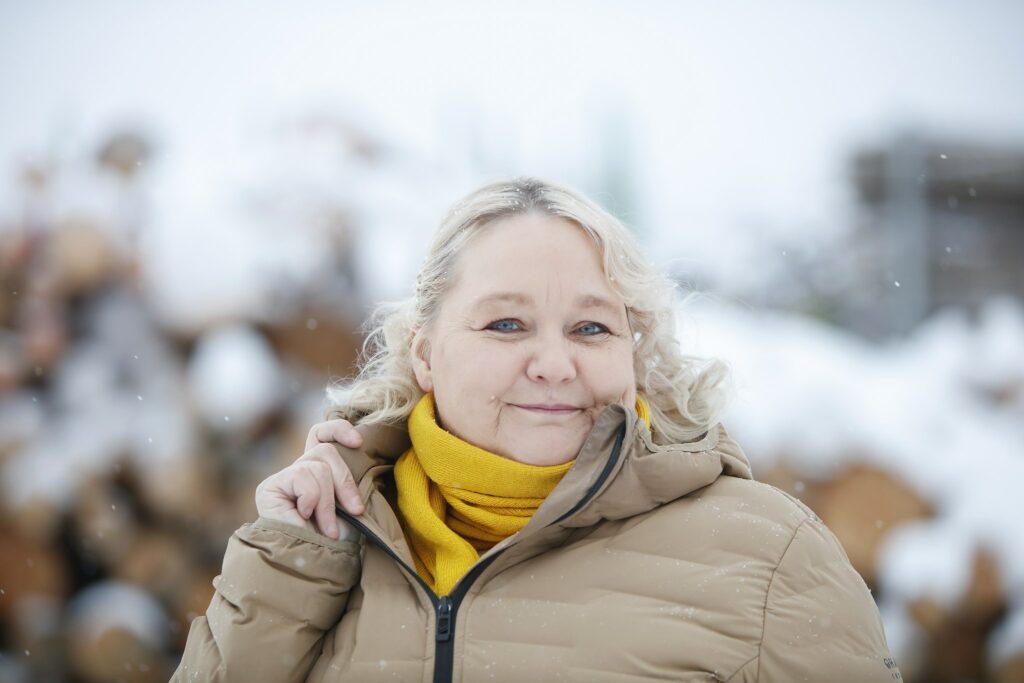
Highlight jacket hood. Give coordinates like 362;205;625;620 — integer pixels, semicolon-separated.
326;401;753;531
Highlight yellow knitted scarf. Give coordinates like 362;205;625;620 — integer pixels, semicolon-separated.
394;393;652;595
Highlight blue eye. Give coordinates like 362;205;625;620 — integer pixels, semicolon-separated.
488;319;522;332
577;322;609;335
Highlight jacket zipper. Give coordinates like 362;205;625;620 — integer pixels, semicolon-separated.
336;421;626;682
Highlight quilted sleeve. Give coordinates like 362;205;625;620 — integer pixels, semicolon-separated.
756;517;902;682
171;517;362;683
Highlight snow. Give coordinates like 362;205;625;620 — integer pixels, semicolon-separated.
875;520;976;609
65;581;170;651
966;298;1024;395
687;296;1024;605
1;288;198;510
0;391;45;452
186;323;284;433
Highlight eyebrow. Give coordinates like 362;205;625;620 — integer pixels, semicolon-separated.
471;292;623;315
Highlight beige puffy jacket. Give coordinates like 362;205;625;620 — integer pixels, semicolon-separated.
173;404;901;682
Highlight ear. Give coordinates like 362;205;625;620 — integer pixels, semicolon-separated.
410;327;434;393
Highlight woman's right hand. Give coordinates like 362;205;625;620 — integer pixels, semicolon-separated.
255;419;366;540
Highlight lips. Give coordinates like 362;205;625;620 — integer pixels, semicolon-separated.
511;403;582;414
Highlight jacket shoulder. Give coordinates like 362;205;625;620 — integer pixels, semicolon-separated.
671;479;898;680
697;478;899;680
688;474;822;533
609;475;826;572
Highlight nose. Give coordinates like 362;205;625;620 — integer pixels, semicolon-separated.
525;335;577;384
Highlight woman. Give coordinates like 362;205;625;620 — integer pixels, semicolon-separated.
173;177;900;682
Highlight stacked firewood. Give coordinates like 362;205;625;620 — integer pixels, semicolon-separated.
0;135;363;682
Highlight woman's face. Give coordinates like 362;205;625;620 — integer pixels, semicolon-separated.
412;212;637;466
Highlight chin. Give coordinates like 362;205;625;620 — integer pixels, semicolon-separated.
510;437;585;467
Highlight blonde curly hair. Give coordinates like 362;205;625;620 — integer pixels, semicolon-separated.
324;176;730;442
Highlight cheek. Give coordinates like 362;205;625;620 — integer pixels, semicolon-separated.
434;338;522;403
432;341;523;445
577;343;636;403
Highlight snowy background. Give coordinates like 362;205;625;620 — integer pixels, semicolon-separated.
1;1;1023;681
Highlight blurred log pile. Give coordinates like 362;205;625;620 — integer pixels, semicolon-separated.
0;131;363;683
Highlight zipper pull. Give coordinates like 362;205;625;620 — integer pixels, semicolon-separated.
436;597;453;642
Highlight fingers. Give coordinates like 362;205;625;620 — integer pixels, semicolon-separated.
336;476;365;516
292;461;339;539
292;443;366;515
305;419;363;453
302;443;364;515
327;452;365;516
301;421;365;516
254;421;367;540
290;467;320;521
310;462;339;539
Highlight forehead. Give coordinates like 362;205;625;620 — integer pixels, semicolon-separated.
453;213;612;292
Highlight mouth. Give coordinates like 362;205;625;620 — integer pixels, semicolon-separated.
510;403;583;415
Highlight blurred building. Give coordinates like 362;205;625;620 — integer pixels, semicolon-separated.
846;134;1024;339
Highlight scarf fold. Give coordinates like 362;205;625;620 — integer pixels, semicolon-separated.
394;393;652;595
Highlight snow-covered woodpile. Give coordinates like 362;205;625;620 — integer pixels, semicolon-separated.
1;125;1022;682
0;124;380;682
